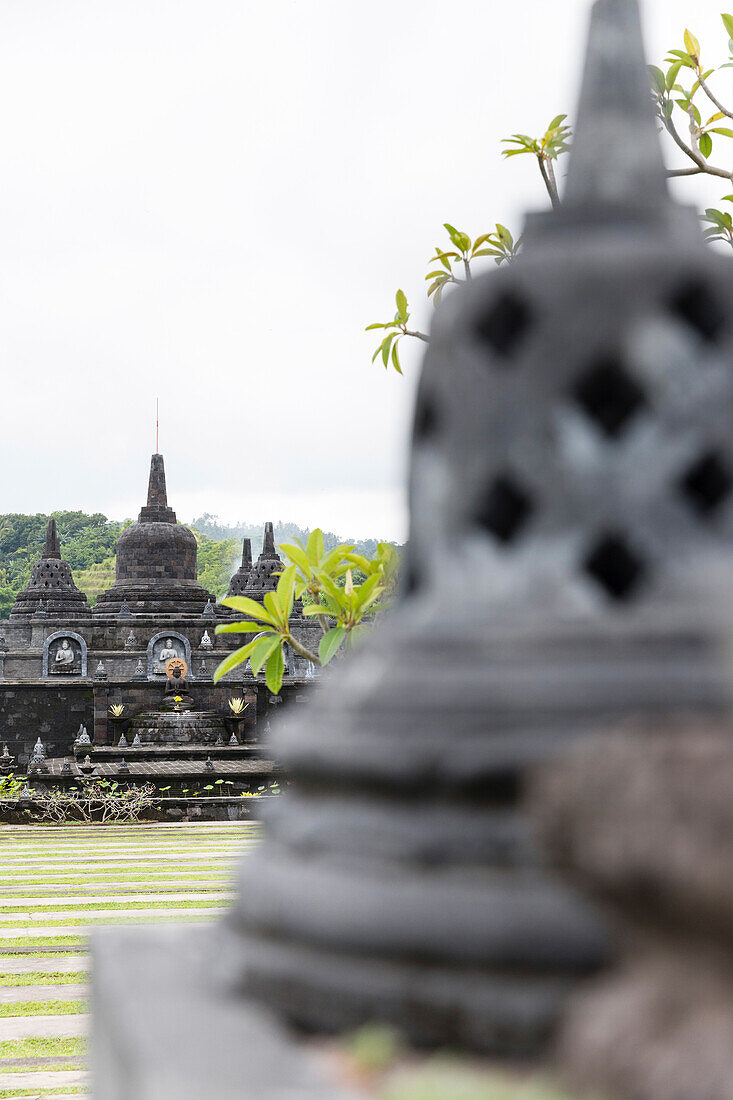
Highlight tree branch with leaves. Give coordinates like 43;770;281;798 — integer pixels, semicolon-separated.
214;531;399;694
650;16;733;241
366;116;571;371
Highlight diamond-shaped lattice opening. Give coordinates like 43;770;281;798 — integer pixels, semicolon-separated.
413;391;439;442
402;560;421;596
572;357;646;438
474;291;532;359
475;474;533;545
583;532;645;602
670;280;726;343
679;450;733;518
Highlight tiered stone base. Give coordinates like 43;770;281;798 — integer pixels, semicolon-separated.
126;709;229;745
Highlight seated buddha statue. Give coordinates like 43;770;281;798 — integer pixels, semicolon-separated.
53;639;77;671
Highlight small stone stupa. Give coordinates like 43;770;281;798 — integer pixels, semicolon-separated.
236;523;284;598
226;537;253;597
10;518;90;619
93;454;218;616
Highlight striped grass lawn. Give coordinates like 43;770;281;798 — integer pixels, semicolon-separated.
0;822;258;1098
0;1001;86;1018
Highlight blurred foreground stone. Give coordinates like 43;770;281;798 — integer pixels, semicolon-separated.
533;724;733;1100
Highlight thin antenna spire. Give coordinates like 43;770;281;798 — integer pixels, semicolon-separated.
156;398;159;454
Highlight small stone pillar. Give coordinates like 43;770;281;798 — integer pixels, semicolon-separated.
93;684;110;745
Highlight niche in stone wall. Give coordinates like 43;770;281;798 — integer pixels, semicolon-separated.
43;631;88;677
146;631;193;680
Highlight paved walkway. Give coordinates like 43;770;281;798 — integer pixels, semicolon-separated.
0;821;257;1098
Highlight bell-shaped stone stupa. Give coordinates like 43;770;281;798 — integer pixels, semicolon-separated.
226;537;253;598
94;454;217;616
10;518;90;620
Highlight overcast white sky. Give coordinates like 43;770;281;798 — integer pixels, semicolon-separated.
0;0;729;540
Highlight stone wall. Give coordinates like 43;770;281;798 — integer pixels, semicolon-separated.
0;683;93;765
0;677;311;763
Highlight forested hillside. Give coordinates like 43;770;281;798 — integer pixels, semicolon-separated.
0;512;397;618
191;515;394;562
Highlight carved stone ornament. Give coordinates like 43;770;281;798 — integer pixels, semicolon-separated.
146;631;192;680
42;631;88;678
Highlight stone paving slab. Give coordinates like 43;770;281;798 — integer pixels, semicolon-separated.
0;855;239;866
0;983;88;1003
0;843;247;854
0;913;222;938
0;1012;89;1039
0;874;233;885
0;1068;89;1088
0;956;89;975
0;892;233;907
0;906;228;924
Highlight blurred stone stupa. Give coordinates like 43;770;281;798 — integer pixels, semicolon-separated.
222;0;733;1056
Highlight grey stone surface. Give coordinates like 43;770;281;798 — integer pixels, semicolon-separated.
92;927;348;1100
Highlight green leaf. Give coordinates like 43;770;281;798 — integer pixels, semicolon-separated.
700;131;713;157
320;544;356;573
345;552;372;573
249;634;282;675
302;603;333;618
353;572;384;612
319;627;346;666
263;590;284;624
395;289;408;323
381;331;395;368
306;529;324;565
213;641;259;683
215;620;267;634
648;64;666;95
391;339;403;375
684;28;700;62
276;564;296;619
666;61;683;88
279;542;311;575
495;224;513;247
220;596;276;624
723;13;733;38
711;127;733;137
265;646;285;695
547;113;567;130
365;322;392;331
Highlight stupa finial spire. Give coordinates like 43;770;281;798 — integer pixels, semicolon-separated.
147;453;168;510
563;0;668;211
242;537;252;569
44;517;61;560
262;522;276;558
